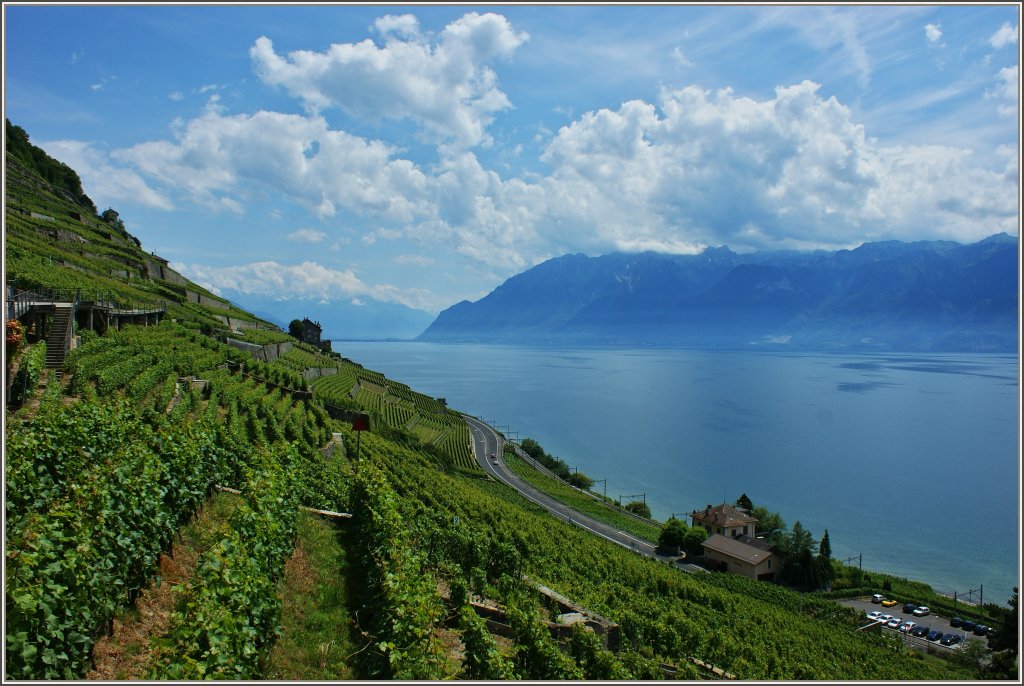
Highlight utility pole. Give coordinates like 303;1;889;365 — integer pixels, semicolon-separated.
592;478;607;498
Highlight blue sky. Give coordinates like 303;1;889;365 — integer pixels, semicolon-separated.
4;3;1020;315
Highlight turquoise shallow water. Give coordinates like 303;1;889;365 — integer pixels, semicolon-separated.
336;341;1020;603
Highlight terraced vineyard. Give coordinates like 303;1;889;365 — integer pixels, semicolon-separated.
306;351;477;471
4;127;989;681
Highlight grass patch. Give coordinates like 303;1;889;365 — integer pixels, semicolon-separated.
504;451;661;542
263;511;361;680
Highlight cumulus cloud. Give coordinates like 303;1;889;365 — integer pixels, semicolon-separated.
287;228;327;243
533;81;1017;252
989;22;1017;49
113;109;431;220
175;260;440;311
36;139;173;211
989;65;1019;117
249;12;528;147
88;66;1015;281
924;23;943;46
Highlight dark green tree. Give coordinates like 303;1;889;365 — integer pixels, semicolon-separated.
988;587;1018;655
682;525;708;555
658;516;689;551
566;471;594;490
288;319;304;339
818;529;832;560
100;208;125;230
624;501;651;519
736;493;753;511
751;505;786;544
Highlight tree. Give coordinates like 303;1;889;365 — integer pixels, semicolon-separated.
288;319;304;339
735;493;753;511
817;530;835;587
751;505;786;544
624;501;651;519
818;529;832;560
566;471;594;490
100;208;125;231
988;587;1018;655
658;517;689;551
682;525;708;555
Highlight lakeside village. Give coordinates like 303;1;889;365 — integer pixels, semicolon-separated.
515;438;1017;651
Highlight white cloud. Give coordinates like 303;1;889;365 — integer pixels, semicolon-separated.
168;91;184;101
989;22;1018;49
287;228;327;243
989;65;1019;117
36;139;173;211
671;45;693;67
249;12;528;147
113;109;432;220
924;23;943;46
175;260;441;311
532;80;1017;252
395;254;435;266
93;71;1017;280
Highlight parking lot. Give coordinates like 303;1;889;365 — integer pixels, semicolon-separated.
838;596;990;653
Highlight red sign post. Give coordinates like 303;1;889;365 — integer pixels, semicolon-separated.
352;412;370;463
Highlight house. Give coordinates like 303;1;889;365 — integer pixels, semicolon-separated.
300;318;322;346
701;533;777;581
690;502;758;539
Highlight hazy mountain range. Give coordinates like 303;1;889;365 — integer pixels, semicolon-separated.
223;290;435;341
418;234;1019;352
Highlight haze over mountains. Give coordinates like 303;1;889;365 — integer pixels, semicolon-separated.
418;234;1019;352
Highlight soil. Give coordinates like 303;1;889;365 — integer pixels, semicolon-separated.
84;532;202;679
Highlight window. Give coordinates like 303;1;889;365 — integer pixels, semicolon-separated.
743;525;748;535
767;559;772;569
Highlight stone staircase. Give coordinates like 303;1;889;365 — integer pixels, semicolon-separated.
44;304;74;369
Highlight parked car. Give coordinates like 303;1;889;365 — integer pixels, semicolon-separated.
881;599;899;607
950;616;963;628
886;617;902;629
962;620;977;632
911;625;930;638
879;614;894;624
871;594;885;603
903;602;918;614
973;624;989;636
899;620;917;633
928;629;944;642
866;610;883;622
941;633;963;646
912;606;931;617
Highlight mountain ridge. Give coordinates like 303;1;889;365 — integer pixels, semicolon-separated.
419;235;1019;352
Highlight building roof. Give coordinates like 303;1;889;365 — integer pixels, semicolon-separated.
701;534;776;565
691;503;758;528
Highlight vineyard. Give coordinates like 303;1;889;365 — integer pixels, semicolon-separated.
3;132;986;681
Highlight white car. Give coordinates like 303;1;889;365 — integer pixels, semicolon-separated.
871;593;885;603
886;617;902;629
879;614;895;624
866;610;883;622
899;620;917;633
912;606;931;617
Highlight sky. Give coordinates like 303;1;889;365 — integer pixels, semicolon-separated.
3;3;1021;316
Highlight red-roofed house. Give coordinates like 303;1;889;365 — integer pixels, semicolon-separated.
690;502;758;539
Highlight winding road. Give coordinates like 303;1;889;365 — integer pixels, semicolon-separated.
462;414;688;568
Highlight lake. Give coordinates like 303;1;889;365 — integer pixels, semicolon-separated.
335;341;1020;604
